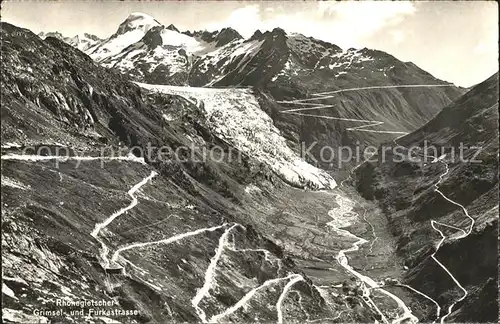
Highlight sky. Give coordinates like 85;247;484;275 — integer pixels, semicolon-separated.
2;1;498;87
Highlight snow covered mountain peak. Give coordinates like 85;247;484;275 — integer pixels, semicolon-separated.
115;12;162;35
86;13;163;62
95;23;220;85
70;11;455;90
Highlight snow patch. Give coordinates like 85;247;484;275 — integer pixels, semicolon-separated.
1;175;30;190
2;283;17;300
98;316;122;324
87;13;161;62
245;184;262;194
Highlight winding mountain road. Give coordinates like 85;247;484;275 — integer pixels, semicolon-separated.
393;141;475;323
430;160;474;323
2;152;311;322
91;170;157;269
278;84;455;135
0;153;146;164
111;224;228;264
277;86;460;323
192;224;244;323
277;85;477;323
2;82;470;323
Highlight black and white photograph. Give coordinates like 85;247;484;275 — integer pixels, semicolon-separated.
1;1;498;323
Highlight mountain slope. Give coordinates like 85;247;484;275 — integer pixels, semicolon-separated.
1;21;328;323
354;73;499;322
2;21;414;324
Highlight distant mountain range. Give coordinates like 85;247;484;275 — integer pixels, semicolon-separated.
38;12;466;172
38;31;103;51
